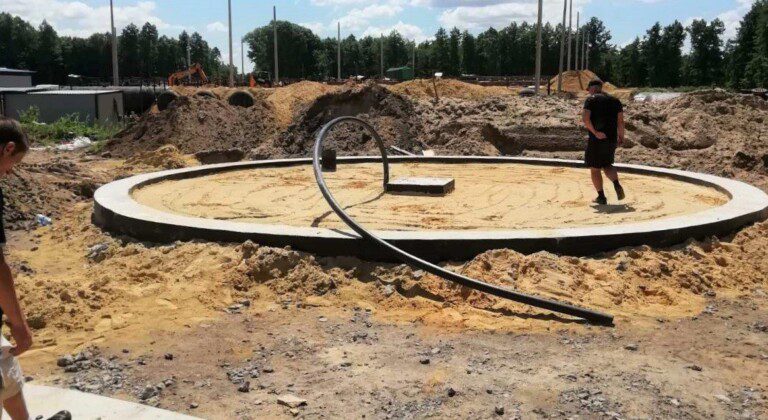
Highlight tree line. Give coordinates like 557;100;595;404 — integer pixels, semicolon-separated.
2;0;767;88
0;12;230;84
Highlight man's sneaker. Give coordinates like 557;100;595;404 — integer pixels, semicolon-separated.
615;184;626;201
47;411;72;420
594;195;607;205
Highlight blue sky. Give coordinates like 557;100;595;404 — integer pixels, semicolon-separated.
3;0;755;73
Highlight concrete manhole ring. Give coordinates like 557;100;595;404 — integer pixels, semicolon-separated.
93;156;768;261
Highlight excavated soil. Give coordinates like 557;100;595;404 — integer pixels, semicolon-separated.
132;162;727;231
106;94;278;158
387;79;519;101
260;82;421;158
4;85;767;418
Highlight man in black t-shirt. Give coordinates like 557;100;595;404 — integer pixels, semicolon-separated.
582;79;626;205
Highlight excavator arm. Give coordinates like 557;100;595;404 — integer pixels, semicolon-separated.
168;63;209;86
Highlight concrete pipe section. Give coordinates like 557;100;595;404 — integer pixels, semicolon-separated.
93;156;768;262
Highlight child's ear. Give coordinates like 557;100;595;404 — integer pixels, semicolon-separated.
4;142;16;156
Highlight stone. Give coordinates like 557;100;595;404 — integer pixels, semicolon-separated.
238;381;250;393
139;385;159;400
495;406;505;416
715;394;732;404
164;353;174;361
190;402;199;409
447;387;456;397
419;358;430;365
57;355;74;367
624;344;639;351
277;394;307;408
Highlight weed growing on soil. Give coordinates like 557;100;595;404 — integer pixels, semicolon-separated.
18;106;123;146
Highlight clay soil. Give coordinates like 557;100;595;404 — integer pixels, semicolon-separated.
3;82;768;419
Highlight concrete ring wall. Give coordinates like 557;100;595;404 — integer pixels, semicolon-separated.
93;156;768;261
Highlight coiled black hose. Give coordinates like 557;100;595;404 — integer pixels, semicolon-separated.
312;116;613;326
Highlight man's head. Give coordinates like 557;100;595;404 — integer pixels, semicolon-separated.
0;118;29;178
587;79;603;94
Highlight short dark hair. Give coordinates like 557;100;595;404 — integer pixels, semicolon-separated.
0;117;30;154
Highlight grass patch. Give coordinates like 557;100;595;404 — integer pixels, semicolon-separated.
19;107;123;147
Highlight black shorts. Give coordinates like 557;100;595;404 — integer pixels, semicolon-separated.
584;136;617;168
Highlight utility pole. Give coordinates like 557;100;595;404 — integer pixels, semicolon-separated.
228;0;234;87
412;40;416;74
380;34;384;79
337;22;341;81
273;5;279;84
534;0;543;95
575;12;580;72
186;44;191;83
585;32;590;70
241;38;245;84
566;0;572;72
557;0;567;92
110;0;119;86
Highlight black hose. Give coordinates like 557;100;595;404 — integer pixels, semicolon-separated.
312;116;614;326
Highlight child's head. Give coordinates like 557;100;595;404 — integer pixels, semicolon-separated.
0;118;29;178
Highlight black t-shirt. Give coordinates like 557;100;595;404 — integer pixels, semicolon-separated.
583;93;623;140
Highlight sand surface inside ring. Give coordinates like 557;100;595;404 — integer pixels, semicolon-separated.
132;162;729;231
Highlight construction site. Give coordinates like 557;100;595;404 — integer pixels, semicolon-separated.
0;0;768;416
0;68;761;417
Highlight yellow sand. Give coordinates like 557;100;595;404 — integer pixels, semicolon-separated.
132;162;728;231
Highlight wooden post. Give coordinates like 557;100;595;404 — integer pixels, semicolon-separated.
557;0;567;92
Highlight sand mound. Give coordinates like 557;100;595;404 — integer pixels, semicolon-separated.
388;78;518;100
550;70;618;94
266;81;342;129
260;82;420;158
106;94;278;158
122;145;189;170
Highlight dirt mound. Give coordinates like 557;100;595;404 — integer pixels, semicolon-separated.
414;95;584;155
550;70;618;93
1;152;110;230
260;82;421;158
266;81;342;129
388;78;518;100
122;145;190;170
617;89;768;190
106;94;278;158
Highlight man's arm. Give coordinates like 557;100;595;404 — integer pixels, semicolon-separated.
617;111;625;146
582;109;607;139
0;253;32;356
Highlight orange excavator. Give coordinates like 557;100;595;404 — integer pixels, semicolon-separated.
168;63;209;86
249;71;272;88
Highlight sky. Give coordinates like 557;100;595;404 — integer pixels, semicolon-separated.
2;0;756;73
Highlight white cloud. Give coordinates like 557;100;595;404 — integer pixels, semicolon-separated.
310;0;367;5
361;21;429;41
717;0;754;40
206;21;228;33
438;0;590;30
337;4;404;30
300;22;330;35
2;0;184;37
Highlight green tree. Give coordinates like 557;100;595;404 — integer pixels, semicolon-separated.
583;17;614;80
118;23;140;78
33;21;63;83
460;31;477;75
432;28;450;72
138;23;159;77
659;21;686;87
643;22;663;86
244;21;322;79
617;37;646;87
0;13;38;70
687;19;725;85
448;27;461;76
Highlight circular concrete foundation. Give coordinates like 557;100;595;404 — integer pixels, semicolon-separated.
93;156;768;261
